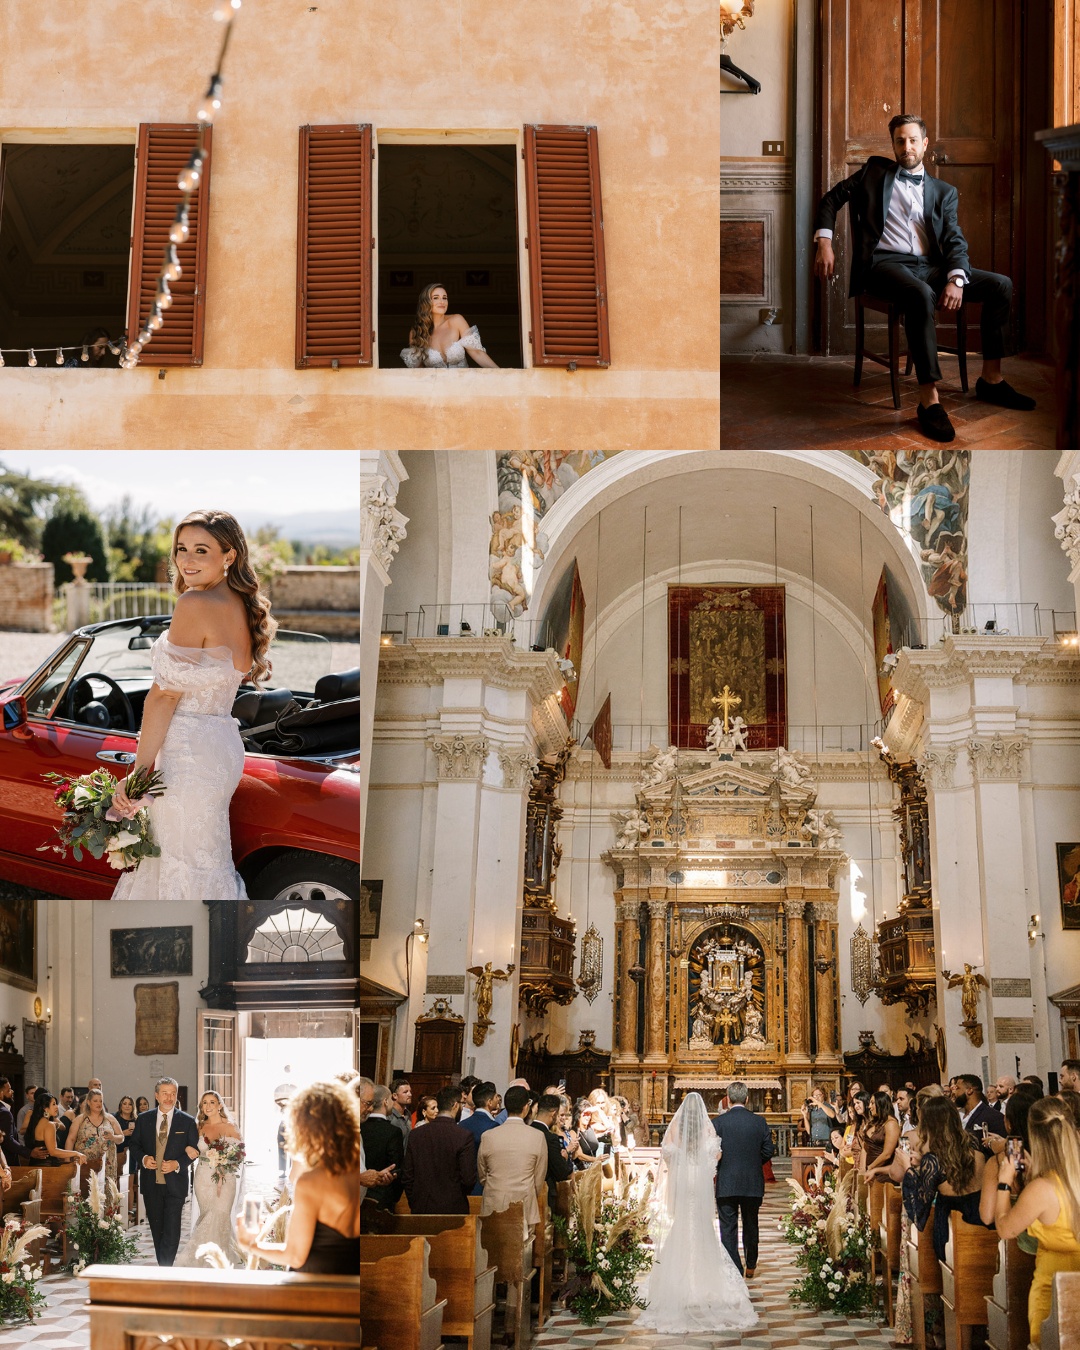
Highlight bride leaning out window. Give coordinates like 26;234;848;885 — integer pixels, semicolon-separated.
400;283;500;369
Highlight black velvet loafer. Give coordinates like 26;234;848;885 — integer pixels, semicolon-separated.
916;402;956;442
975;377;1036;411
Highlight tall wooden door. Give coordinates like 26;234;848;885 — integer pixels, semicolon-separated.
819;0;1021;355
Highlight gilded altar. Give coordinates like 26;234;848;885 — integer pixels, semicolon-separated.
603;755;844;1121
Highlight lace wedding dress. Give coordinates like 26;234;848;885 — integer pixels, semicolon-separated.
112;635;249;901
399;324;487;368
175;1137;244;1268
638;1092;758;1333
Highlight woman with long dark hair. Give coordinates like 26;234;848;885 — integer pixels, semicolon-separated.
26;1090;87;1167
400;283;500;369
110;509;277;900
863;1089;901;1172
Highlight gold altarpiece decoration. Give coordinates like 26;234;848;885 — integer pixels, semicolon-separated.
603;755;845;1127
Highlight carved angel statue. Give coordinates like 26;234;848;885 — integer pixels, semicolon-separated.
705;714;749;756
467;960;512;1025
637;745;678;788
612;807;651;849
741;998;765;1045
943;963;989;1026
803;808;842;848
776;746;813;787
729;715;749;751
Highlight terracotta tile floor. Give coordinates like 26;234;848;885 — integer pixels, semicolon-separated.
720;353;1057;449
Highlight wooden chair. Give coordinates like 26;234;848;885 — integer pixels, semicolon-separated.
907;1207;942;1350
360;1234;447;1350
81;1265;361;1349
940;1209;1001;1350
479;1201;533;1350
854;293;974;408
986;1236;1036;1350
371;1213;496;1350
1040;1270;1080;1350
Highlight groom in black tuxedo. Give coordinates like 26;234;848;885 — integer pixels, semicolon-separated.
814;113;1035;443
712;1081;775;1279
130;1077;199;1266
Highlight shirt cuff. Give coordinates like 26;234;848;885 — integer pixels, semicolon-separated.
947;269;967;282
814;229;833;241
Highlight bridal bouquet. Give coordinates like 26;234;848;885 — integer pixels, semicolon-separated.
38;767;166;872
778;1167;874;1315
0;1216;48;1325
555;1165;653;1326
66;1174;138;1275
206;1138;245;1185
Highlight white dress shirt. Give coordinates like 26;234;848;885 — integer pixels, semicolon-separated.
815;166;966;283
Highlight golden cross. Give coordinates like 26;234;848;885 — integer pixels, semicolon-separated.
716;1007;738;1045
710;684;742;732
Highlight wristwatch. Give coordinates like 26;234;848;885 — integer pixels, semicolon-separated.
997;1182;1011;1191
952;276;966;287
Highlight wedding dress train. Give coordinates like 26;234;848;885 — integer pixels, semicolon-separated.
638;1092;758;1333
175;1139;244;1268
111;636;249;901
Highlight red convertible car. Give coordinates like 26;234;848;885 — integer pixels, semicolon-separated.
0;616;359;900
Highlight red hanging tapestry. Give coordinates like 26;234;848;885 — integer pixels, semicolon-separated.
668;585;787;750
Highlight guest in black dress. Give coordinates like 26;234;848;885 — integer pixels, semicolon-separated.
114;1096;138;1174
236;1078;360;1273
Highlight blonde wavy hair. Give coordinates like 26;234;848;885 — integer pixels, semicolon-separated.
1027;1096;1080;1237
171;509;277;685
196;1090;232;1129
408;282;448;364
285;1078;361;1176
916;1093;978;1192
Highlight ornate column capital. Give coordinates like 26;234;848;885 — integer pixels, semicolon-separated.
809;900;836;923
615;900;642;923
783;898;807;921
361;479;408;575
429;734;490;781
1052;472;1080;572
919;744;958;790
967;736;1026;781
646;898;668;921
497;745;537;790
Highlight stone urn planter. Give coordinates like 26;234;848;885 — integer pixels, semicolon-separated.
63;553;93;582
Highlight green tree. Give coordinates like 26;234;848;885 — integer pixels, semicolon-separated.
103;495;171;582
42;506;111;583
0;460;88;547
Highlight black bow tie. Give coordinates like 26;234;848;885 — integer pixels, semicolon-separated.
897;169;924;184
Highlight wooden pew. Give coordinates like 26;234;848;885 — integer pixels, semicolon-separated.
360;1234;447;1350
878;1182;903;1326
907;1207;942;1350
790;1146;822;1191
81;1264;361;1349
534;1185;553;1329
480;1202;533;1350
370;1214;495;1350
939;1210;1000;1350
1040;1270;1080;1350
986;1237;1036;1350
10;1162;77;1271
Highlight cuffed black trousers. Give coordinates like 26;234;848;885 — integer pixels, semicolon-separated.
864;249;1013;386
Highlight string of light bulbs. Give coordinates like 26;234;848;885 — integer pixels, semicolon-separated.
0;1;240;372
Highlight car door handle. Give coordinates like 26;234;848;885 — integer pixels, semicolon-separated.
96;750;137;765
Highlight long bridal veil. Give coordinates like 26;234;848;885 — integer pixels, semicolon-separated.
639;1091;758;1333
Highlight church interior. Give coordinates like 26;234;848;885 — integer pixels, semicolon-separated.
359;447;1080;1345
720;1;1080;451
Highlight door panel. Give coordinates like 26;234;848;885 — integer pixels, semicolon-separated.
820;0;1020;354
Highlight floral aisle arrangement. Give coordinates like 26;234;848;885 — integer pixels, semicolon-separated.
206;1138;246;1186
0;1216;49;1324
778;1164;875;1316
39;767;166;872
66;1174;139;1274
555;1165;653;1326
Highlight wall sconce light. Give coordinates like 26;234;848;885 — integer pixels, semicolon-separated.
1028;913;1042;943
720;0;757;38
33;996;52;1027
405;918;430;998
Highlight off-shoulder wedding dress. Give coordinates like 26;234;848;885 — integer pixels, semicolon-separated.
399;324;487;368
175;1136;245;1268
112;635;249;901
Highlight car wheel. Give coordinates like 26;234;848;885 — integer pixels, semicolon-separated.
247;851;359;903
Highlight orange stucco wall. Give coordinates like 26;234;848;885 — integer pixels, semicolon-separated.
0;1;719;450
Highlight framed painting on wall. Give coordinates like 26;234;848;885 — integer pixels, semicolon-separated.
1058;843;1080;930
0;900;36;991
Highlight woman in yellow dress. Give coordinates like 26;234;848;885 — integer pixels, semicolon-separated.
992;1096;1080;1345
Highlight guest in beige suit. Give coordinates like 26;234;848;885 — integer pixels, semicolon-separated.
477;1085;547;1230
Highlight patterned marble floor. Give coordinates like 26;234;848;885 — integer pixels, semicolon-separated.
534;1182;903;1350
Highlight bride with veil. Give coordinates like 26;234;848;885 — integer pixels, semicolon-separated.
639;1091;757;1332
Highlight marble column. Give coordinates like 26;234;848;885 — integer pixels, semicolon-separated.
360;452;408;875
644;895;668;1062
784;896;809;1061
614;898;641;1056
811;900;837;1055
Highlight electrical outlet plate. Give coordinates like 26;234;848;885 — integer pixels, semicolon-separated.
762;141;785;156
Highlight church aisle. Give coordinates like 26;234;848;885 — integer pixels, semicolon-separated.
534;1182;902;1349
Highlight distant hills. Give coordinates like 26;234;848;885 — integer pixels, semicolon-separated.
238;508;359;549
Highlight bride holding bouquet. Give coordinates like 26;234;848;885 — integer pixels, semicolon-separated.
175;1091;246;1268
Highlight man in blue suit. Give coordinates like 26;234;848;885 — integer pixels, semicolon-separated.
130;1077;200;1266
712;1080;775;1278
459;1081;500;1195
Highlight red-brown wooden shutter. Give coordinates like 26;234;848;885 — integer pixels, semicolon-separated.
295;124;373;368
523;125;610;367
126;124;212;365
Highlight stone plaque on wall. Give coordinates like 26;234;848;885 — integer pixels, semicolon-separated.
991;978;1031;999
21;1020;45;1092
134;982;180;1056
994;1017;1035;1043
427;975;466;995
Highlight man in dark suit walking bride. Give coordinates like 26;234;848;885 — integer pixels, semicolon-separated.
814;113;1036;444
712;1081;775;1278
130;1076;200;1266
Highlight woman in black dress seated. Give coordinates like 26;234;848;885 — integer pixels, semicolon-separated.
236;1078;360;1273
25;1090;86;1168
869;1093;991;1260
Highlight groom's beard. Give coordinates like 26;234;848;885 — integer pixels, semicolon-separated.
895;150;926;170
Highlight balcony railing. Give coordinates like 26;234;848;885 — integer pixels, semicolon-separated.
381;604;558;650
927;603;1077;641
567;721;884;755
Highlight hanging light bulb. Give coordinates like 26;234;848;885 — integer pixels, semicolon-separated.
163;245;182;281
147;308;164;332
197;76;223;123
213;0;241;18
168;207;189;244
0;351;5;368
138;327;152;345
155;278;173;310
177;150;204;193
27;348;37;367
80;345;90;362
108;341;121;355
55;348;65;365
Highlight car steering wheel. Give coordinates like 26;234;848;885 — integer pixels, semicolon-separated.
63;674;137;733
